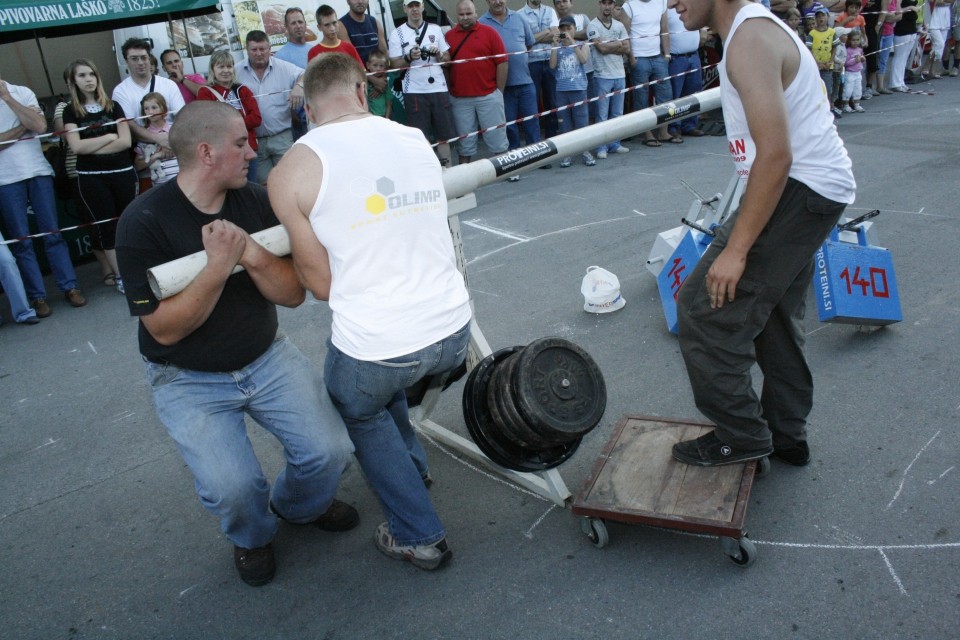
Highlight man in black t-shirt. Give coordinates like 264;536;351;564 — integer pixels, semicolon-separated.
116;102;356;587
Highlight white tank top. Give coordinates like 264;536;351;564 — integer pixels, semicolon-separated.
719;3;856;204
295;117;472;360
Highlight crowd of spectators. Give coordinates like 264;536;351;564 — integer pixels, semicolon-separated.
2;0;958;326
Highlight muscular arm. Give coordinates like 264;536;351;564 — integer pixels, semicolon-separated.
237;231;306;307
269;145;333;300
707;19;795;308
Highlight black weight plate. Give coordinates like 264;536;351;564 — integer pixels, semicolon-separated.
462;347;582;472
499;351;557;448
515;337;606;440
488;353;554;449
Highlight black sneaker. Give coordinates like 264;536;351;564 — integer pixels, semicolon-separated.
271;498;359;532
672;431;773;467
771;441;810;466
234;544;275;587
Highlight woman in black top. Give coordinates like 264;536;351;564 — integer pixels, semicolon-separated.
888;0;920;90
62;59;137;294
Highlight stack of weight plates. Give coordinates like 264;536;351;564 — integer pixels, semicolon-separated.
462;338;606;472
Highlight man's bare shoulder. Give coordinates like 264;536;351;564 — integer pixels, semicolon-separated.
725;17;798;86
268;143;323;218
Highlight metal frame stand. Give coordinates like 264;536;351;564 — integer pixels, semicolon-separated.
410;193;572;506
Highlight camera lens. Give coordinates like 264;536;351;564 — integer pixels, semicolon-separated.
421;50;430;60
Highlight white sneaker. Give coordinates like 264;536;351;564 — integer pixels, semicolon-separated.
582;152;596;166
842;105;853;113
560;157;572;168
508;175;520;182
611;145;630;154
854;104;865;112
596;150;608;159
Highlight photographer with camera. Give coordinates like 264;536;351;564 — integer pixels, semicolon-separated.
389;0;456;167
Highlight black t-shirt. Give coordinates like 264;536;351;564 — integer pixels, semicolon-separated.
894;0;918;35
115;180;280;372
62;103;134;173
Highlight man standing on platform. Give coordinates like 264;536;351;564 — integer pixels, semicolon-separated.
668;0;856;468
445;0;510;164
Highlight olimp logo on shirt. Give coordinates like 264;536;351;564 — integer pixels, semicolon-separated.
355;176;442;217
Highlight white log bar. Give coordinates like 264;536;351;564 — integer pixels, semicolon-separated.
147;88;721;300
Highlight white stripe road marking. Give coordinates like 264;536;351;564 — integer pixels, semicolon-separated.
462;220;530;242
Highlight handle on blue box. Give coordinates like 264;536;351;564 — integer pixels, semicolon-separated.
837;209;880;232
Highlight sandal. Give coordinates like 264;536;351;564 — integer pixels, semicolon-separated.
643;139;662;147
103;272;116;287
666;136;684;144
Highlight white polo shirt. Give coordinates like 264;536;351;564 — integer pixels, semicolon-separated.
112;74;186;125
0;84;53;187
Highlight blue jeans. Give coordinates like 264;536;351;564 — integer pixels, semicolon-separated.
0;176;78;300
528;60;558;138
503;83;542;150
146;334;354;549
593;76;626;153
630;55;673;113
668;53;703;134
323;322;471;546
877;33;895;74
0;229;36;323
556;89;588;135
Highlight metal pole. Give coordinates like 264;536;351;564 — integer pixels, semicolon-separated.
34;33;56;98
147;88;723;299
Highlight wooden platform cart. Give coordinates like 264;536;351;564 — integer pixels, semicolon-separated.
571;415;769;566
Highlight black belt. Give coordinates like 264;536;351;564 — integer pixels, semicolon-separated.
673;51;698;57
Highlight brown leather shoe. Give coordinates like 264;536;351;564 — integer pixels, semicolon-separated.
234;543;275;586
65;288;86;307
31;298;52;318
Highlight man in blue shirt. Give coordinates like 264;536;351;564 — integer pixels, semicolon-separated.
274;8;311;140
480;0;541;174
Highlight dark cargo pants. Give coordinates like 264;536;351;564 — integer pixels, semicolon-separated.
677;178;847;450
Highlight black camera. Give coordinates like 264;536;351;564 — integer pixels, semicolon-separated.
420;48;431;60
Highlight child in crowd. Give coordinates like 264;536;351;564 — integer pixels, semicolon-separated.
843;30;867;112
134;93;179;187
551;16;595;167
785;7;805;40
835;0;867;39
832;28;850;111
806;7;842;117
365;50;392;119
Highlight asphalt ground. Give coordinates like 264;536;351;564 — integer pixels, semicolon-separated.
1;78;958;639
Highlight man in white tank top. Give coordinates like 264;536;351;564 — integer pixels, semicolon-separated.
666;0;855;468
269;53;472;571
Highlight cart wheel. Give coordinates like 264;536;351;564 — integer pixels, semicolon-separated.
580;517;609;549
720;535;757;567
755;457;771;478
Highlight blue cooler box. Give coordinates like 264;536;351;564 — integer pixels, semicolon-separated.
813;226;902;325
657;230;711;334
